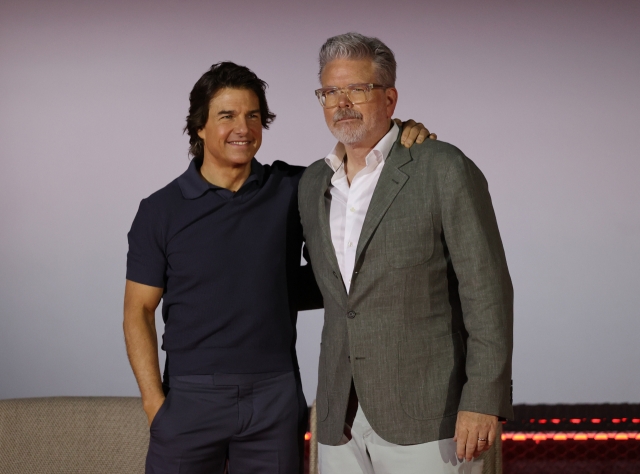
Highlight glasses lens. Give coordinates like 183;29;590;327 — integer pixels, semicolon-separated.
323;89;341;108
347;85;369;104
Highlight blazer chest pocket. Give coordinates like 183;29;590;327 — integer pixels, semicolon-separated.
385;214;434;268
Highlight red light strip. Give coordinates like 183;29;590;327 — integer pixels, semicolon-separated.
304;430;640;442
502;432;640;441
522;418;640;425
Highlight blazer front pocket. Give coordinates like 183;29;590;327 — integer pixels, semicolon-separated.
398;331;466;420
385;214;434;268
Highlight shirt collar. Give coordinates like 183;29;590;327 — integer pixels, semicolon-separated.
324;121;400;174
178;158;265;200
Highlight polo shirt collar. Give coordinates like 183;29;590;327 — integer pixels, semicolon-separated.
178;158;265;200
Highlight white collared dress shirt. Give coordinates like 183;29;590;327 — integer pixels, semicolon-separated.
324;123;399;294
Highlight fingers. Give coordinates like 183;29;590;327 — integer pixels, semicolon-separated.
403;121;428;147
455;411;498;461
473;426;494;458
394;118;437;146
399;119;417;146
465;430;479;461
455;418;470;461
405;126;422;147
413;124;430;145
487;423;497;449
475;433;488;455
455;432;466;460
454;426;477;461
403;122;435;147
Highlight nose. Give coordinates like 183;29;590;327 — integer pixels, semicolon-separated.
337;90;353;108
234;116;249;133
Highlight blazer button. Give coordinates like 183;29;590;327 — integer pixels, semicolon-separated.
347;310;356;319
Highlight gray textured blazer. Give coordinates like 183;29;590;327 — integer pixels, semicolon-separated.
298;134;514;446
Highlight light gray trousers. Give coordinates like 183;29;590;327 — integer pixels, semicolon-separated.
318;405;497;474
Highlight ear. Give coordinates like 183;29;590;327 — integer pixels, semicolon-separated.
385;87;398;118
197;128;206;140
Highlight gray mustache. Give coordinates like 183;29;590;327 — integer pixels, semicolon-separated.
333;109;363;122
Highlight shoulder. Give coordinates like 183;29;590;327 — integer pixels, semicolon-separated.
142;178;182;208
267;160;307;175
306;157;329;173
406;139;465;165
300;158;328;185
406;140;485;182
134;177;184;227
266;160;307;179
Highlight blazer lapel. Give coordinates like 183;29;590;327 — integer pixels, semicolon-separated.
314;165;347;295
355;141;411;265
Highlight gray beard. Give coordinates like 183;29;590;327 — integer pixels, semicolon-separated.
330;122;368;145
330;108;369;145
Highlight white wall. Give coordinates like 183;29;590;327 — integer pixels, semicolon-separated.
1;0;639;404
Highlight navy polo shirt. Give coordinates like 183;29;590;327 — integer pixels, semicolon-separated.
127;158;317;375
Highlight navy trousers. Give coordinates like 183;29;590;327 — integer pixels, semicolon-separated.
146;371;307;474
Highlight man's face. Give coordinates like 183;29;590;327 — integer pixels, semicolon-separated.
320;58;397;146
197;88;262;168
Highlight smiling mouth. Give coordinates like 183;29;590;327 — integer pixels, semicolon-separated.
228;141;252;145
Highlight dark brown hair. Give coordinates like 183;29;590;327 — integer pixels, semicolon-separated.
184;62;276;160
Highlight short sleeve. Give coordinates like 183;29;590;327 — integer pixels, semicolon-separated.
126;198;166;288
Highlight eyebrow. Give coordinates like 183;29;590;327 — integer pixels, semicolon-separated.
216;109;261;116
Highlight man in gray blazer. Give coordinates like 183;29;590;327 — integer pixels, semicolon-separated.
298;33;513;473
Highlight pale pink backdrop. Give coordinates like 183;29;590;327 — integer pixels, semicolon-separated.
1;0;638;404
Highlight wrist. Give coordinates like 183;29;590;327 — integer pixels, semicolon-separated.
142;393;165;411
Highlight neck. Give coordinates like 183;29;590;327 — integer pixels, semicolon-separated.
343;143;373;182
199;159;252;192
343;120;392;183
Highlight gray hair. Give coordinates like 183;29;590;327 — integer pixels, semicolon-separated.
318;32;397;87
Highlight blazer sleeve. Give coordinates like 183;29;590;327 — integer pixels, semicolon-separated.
440;153;514;419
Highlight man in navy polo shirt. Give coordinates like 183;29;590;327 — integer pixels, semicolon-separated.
124;62;431;474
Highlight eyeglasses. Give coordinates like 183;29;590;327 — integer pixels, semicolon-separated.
314;83;389;108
